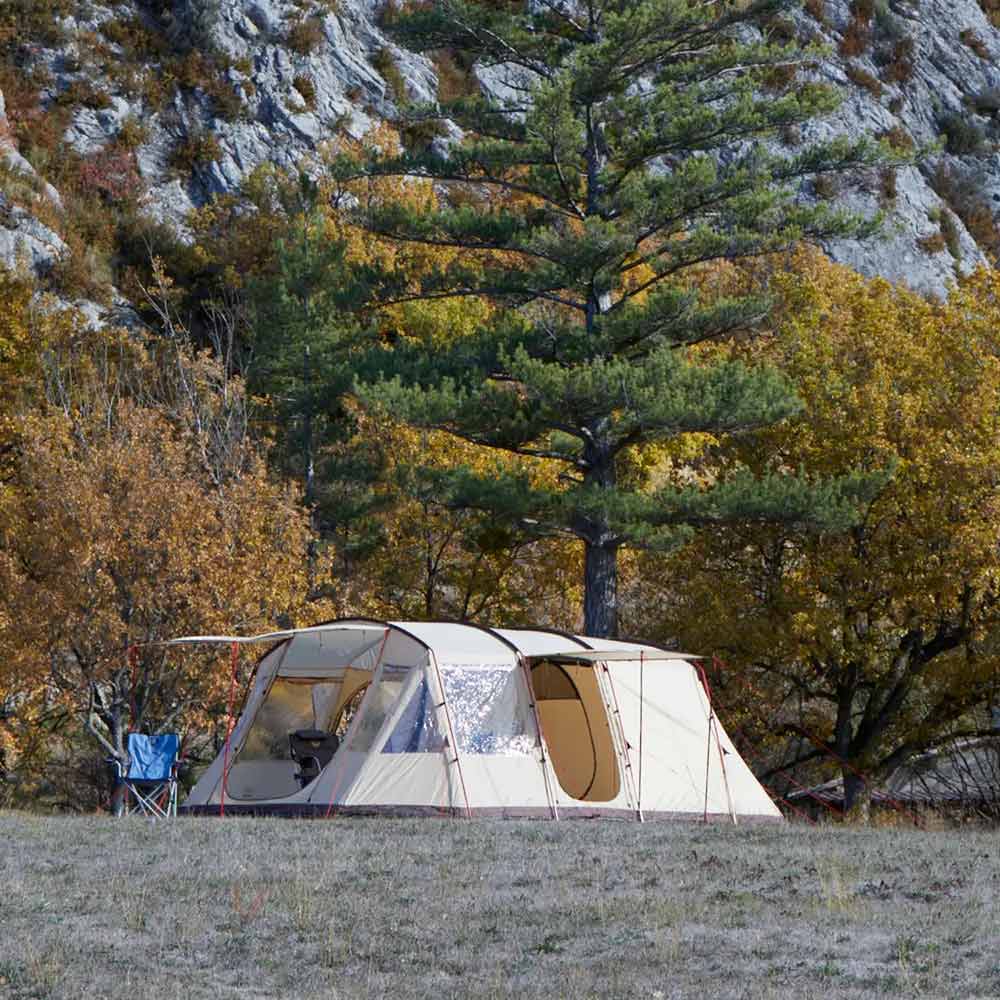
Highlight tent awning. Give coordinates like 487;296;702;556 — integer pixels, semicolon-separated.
163;624;370;646
545;650;701;663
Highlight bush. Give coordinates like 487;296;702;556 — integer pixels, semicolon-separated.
938;112;988;155
932;164;1000;256
960;28;991;61
286;16;324;55
881;124;915;151
882;36;915;83
373;46;407;103
804;0;828;24
845;63;883;97
879;167;898;202
981;0;1000;29
432;49;478;104
169;130;223;177
293;74;317;109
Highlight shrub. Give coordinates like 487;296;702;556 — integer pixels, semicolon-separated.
293;74;317;109
932;164;1000;256
960;28;991;60
879;167;898;202
813;174;840;200
399;117;448;151
48;232;114;304
981;0;1000;29
879;36;915;83
845;63;883;97
763;63;798;91
938;112;987;155
169;130;222;177
804;0;827;23
917;230;946;254
117;116;150;150
765;16;798;44
941;209;963;260
286;16;324;55
839;16;871;56
432;49;478;103
881;124;915;151
76;148;144;205
373;46;407;103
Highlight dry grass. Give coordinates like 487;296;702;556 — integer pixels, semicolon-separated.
1;814;999;999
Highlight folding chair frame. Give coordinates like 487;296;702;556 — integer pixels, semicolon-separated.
109;745;182;818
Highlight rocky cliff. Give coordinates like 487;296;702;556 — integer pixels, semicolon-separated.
3;0;1000;310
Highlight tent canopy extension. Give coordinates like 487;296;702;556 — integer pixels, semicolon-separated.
179;619;781;822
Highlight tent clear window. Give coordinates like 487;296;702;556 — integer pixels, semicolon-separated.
382;678;446;753
349;667;408;751
440;667;534;755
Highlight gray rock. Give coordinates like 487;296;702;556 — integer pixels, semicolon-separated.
0;197;68;276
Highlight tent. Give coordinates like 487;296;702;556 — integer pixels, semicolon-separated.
177;619;781;822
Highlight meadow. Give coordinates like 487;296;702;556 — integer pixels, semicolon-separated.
1;814;998;1000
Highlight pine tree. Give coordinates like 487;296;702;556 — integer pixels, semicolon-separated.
341;0;893;636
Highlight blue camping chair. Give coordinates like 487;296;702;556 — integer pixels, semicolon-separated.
112;733;181;818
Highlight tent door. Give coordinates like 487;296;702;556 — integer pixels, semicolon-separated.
530;661;620;802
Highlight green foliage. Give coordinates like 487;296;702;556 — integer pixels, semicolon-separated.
938;112;987;155
372;46;407;103
170;130;223;177
335;0;895;635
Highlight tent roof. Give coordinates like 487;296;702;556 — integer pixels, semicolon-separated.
164;619;696;661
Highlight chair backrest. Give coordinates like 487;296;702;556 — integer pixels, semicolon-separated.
289;729;339;771
127;733;180;781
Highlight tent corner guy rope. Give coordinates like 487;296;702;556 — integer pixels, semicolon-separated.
699;658;736;825
638;650;644;816
219;640;240;819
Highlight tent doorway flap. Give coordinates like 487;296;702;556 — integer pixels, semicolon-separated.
530;661;620;802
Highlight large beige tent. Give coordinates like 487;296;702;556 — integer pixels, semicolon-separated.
178;619;781;822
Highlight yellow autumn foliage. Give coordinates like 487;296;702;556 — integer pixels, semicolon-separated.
656;249;1000;782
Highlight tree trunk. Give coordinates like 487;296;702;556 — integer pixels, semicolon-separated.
584;541;618;638
842;769;871;822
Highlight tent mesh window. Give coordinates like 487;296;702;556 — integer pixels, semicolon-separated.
439;667;534;755
531;661;620;802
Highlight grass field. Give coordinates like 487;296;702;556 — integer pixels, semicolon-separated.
1;814;999;999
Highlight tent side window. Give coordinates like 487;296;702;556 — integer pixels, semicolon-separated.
348;666;409;752
439;666;534;755
530;661;620;802
382;678;446;752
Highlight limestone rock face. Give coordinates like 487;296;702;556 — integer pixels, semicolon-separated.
795;0;1000;294
8;0;1000;298
0;88;67;275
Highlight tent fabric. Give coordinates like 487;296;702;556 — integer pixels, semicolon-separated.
127;733;179;782
179;619;781;823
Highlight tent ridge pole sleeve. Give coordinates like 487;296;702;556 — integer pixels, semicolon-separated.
429;649;473;820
